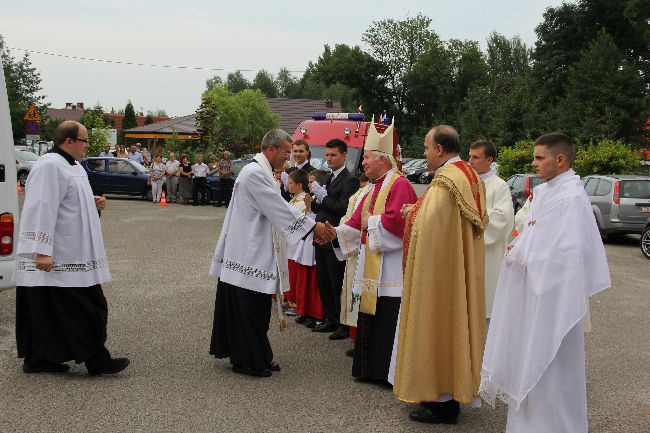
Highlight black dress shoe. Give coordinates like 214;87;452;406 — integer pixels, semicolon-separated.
345;348;355;357
408;408;458;425
312;320;337;333
295;315;307;324
88;357;130;376
269;361;281;372
23;359;70;374
329;326;350;340
232;365;272;377
304;318;317;328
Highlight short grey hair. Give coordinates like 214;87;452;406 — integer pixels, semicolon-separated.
367;150;398;170
261;129;292;150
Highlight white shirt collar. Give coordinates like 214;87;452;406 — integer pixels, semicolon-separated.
331;165;345;179
546;169;575;187
295;160;309;169
480;169;495;180
434;155;461;174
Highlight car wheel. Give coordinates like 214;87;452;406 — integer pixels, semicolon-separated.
418;172;429;184
144;187;153;201
641;226;650;260
18;170;28;186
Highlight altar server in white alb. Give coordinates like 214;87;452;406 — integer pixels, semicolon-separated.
480;132;611;433
13;120;129;376
468;140;514;325
209;129;332;378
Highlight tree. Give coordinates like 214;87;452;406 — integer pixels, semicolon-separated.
205;75;224;91
144;114;154;125
41;117;64;141
252;70;279;98
275;68;300;98
573;139;641;177
1;35;48;140
196;85;278;157
79;107;110;156
225;71;251;93
495;140;535;179
146;109;168;117
122;101;138;131
558;30;649;145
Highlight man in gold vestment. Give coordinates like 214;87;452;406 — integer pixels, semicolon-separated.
393;125;488;424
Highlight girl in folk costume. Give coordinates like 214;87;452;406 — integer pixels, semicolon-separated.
287;169;324;327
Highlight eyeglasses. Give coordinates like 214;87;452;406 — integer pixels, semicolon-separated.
74;138;89;144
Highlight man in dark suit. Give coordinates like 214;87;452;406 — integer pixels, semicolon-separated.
281;140;316;202
310;139;360;340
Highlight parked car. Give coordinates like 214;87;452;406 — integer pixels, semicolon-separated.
81;157;152;200
641;217;650;259
206;159;252;202
15;148;40;186
506;174;545;213
582;175;650;240
404;159;431;184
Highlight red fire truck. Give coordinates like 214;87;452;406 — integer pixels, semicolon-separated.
291;113;401;174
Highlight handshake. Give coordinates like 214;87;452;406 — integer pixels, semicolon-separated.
313;221;337;245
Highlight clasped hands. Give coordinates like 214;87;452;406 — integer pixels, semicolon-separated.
314;221;337;244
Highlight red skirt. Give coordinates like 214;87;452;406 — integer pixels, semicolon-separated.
288;259;323;320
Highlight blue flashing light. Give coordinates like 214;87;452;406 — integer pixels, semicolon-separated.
348;113;365;121
312;112;366;121
383;116;392;125
312;113;327;120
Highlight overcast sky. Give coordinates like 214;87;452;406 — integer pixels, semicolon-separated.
1;0;565;117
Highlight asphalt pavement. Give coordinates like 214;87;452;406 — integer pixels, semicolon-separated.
0;195;648;432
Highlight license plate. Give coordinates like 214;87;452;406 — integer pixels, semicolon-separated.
639;205;650;213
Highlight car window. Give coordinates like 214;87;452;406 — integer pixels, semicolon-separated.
15;149;40;161
595;179;612;196
584;178;599;196
506;176;516;187
87;160;105;172
621;181;650;199
109;160;136;174
128;160;149;173
512;176;525;190
531;176;544;188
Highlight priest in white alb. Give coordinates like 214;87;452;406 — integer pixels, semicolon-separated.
14;120;129;376
323;119;417;382
480;132;611;433
209;129;332;378
468;140;514;325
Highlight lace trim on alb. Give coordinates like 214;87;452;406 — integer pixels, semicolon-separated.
19;231;54;246
222;259;277;281
479;369;521;409
16;258;107;273
281;214;308;239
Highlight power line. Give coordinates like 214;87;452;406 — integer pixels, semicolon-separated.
5;46;306;74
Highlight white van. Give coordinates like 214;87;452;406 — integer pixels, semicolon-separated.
0;62;19;291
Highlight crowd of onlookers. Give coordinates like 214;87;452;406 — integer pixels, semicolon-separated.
97;143;235;207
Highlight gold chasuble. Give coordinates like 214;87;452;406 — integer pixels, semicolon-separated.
393;160;488;404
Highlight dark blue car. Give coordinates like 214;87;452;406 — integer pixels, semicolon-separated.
205;159;252;202
81;157;152;200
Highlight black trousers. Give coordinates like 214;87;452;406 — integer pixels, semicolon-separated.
192;177;208;204
16;285;111;365
210;280;274;371
352;296;401;380
315;247;346;324
219;177;234;204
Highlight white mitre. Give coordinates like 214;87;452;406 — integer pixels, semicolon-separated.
366;116;398;169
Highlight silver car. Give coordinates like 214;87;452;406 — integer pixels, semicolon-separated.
583;175;650;240
15;148;39;186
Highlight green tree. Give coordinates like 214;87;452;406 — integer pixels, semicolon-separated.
275;68;300;98
196;85;278;157
205;75;224;91
573;139;641;177
558;30;649;145
122;101;138;131
495;140;535;179
41;117;64;141
252;70;279;98
79;107;110;156
144;114;154;125
225;71;251;93
1;36;48;140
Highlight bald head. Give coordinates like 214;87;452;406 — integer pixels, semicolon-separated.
54;120;89;161
428;125;461;155
53;120;83;147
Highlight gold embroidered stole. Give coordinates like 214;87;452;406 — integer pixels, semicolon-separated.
359;171;400;315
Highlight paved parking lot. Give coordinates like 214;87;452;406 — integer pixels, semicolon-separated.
0;196;648;432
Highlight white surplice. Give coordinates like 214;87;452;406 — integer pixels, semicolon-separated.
480;169;611;433
13;153;110;287
481;172;514;318
287;192;317;266
210;153;315;295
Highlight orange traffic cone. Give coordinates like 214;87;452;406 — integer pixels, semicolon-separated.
17;181;22;194
159;190;168;207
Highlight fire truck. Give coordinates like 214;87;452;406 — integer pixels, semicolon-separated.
291;113;401;174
